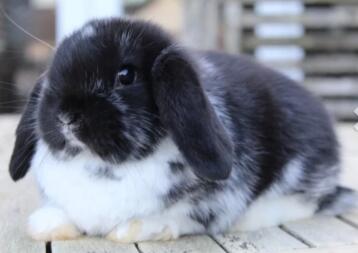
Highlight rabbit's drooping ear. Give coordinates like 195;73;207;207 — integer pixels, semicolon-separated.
9;80;42;181
152;47;233;181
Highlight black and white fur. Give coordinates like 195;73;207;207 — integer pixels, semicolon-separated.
9;19;357;242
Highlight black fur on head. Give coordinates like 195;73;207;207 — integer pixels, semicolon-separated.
9;18;233;181
39;19;172;162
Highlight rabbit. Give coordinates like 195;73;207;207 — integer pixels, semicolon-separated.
9;18;357;243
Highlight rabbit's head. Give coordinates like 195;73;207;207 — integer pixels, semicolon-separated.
9;19;233;181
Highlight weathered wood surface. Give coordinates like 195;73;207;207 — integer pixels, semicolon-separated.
281;245;358;253
0;179;44;253
243;35;358;50
324;100;358;120
341;211;358;228
222;0;243;53
303;55;358;74
243;0;358;4
241;7;358;28
138;235;226;253
282;216;358;247
52;238;138;253
261;56;358;74
0;116;44;253
0;116;357;253
183;0;220;50
214;227;308;253
304;78;358;97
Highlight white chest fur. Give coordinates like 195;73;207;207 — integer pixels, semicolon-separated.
31;137;182;235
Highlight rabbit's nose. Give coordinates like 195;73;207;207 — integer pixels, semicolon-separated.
57;113;78;125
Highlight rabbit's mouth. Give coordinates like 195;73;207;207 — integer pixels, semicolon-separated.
58;115;84;148
61;124;85;154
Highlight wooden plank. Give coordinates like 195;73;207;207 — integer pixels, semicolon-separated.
335;124;358;191
341;157;358;190
0;115;18;167
183;0;220;50
0;116;44;253
282;216;358;247
182;0;205;48
260;56;358;74
304;78;358;97
243;0;358;4
341;210;358;227
138;235;226;253
242;35;358;50
52;238;138;253
280;245;358;253
304;55;358;74
324;100;358;120
260;60;301;70
337;124;358;155
241;7;358;28
214;227;308;253
203;0;220;50
0;176;45;253
223;0;243;53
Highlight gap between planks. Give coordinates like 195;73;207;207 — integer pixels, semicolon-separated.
212;226;308;253
279;225;314;248
280;215;358;248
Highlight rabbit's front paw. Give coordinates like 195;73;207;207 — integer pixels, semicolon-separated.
28;206;81;241
107;219;175;243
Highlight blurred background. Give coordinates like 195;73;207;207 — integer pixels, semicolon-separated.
0;0;357;122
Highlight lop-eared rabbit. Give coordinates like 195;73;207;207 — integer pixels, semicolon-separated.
10;19;356;242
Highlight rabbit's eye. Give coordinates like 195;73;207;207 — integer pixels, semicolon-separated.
116;66;136;86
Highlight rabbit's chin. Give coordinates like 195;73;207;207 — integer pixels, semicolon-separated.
49;144;83;161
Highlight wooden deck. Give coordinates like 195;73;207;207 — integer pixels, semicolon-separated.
0;115;357;253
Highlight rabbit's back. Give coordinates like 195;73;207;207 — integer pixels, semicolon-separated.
197;50;339;199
